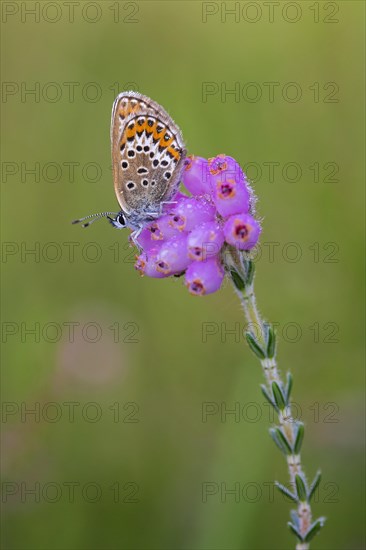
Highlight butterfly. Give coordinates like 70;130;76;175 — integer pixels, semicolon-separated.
73;91;187;245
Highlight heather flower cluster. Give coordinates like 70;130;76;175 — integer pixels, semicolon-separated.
134;155;261;296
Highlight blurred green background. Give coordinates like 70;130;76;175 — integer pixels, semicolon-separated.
1;1;364;549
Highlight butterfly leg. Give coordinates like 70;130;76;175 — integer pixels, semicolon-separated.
129;226;144;252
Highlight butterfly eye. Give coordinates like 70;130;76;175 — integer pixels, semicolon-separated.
118;214;126;226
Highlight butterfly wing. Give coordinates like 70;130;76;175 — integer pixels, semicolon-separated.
111;92;186;217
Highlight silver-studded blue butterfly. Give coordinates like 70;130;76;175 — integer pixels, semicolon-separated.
73;91;187;245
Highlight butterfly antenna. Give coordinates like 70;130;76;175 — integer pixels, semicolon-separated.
72;212;118;228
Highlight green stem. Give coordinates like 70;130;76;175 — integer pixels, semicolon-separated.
224;246;323;549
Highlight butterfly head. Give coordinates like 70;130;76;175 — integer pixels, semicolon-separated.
108;212;127;229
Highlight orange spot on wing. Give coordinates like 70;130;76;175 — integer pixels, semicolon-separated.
159;135;174;148
153;126;164;140
167;147;180;160
145;120;157;135
119;125;136;149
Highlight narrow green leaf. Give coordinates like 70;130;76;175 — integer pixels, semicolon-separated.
275;482;298;503
308;471;322;502
261;384;278;411
246;332;266;359
269;428;287;455
304;517;326;543
286;372;293;402
294;423;305;454
263;322;270;344
230;269;245;291
295;474;308;502
266;325;276;358
270;427;292;455
275;428;293;454
290;509;300;528
287;522;303;542
245;259;255;286
271;381;286;410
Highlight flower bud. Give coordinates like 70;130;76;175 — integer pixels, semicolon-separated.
185;258;225;295
209;155;250;217
149;215;181;241
223;213;261;250
208;154;241;177
169;197;216;232
135;246;167;278
155;234;190;275
183;156;212;196
187;221;224;261
136;227;156;251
